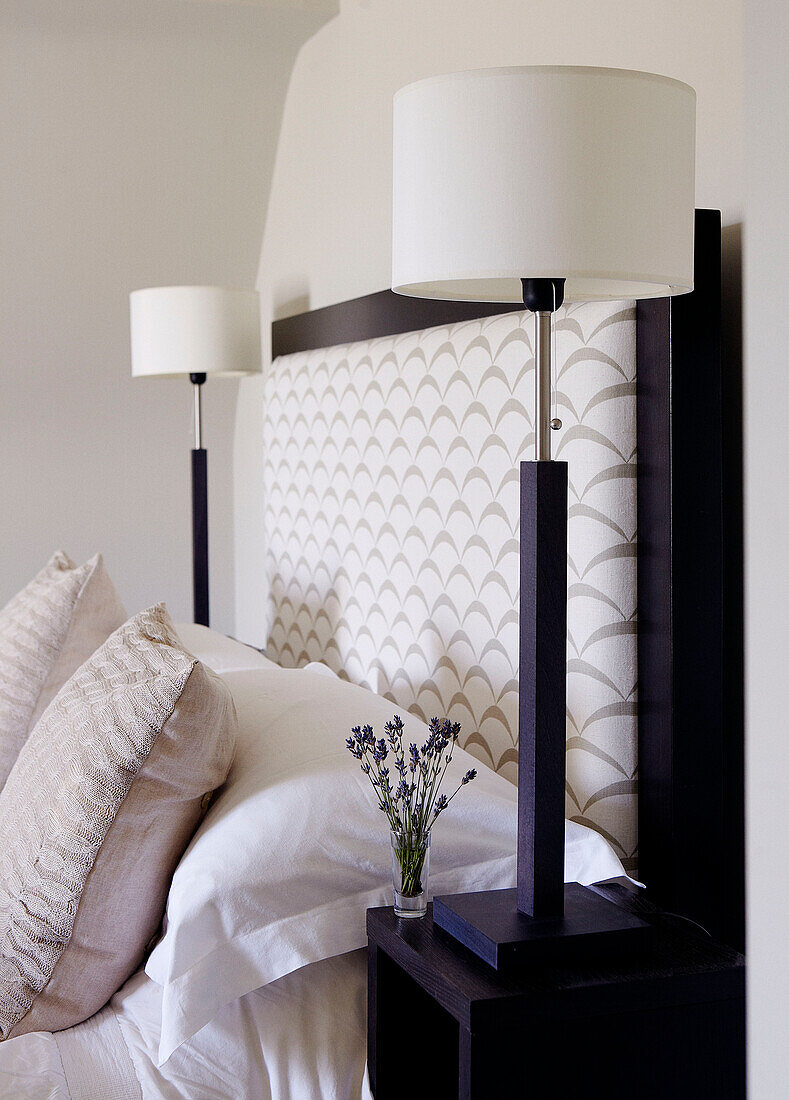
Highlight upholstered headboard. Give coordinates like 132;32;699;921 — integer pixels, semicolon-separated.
262;303;637;869
261;210;743;946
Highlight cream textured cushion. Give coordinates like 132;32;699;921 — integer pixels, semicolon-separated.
0;603;236;1040
0;551;126;788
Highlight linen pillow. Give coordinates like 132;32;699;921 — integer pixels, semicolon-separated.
146;665;626;1063
0;551;126;787
0;603;236;1041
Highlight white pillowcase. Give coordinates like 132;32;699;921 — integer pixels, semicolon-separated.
175;623;336;681
146;665;626;1064
174;624;276;674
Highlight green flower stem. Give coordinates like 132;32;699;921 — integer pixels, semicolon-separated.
395;836;428;898
419;740;454;835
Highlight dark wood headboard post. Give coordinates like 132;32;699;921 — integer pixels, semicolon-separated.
637;209;744;948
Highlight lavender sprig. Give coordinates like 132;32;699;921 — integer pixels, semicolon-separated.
345;714;476;844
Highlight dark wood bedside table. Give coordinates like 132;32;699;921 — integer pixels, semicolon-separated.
367;888;745;1100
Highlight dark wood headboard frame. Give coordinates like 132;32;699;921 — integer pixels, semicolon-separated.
271;209;744;949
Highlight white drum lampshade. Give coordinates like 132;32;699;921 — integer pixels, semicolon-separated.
392;66;696;303
130;286;262;378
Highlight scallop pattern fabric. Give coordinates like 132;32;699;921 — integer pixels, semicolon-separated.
262;303;638;868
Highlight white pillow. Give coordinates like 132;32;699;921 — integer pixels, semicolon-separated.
174;623;276;674
174;624;337;681
147;666;626;1063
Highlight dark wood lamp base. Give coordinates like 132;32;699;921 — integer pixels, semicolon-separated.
433;883;651;971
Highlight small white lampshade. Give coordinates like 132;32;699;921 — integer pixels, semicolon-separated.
130;286;262;378
392;66;696;303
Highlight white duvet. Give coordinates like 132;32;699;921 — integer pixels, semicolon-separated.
0;950;373;1100
0;821;625;1100
0;824;626;1100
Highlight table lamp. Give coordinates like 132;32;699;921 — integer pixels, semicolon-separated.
130;285;261;627
392;66;695;965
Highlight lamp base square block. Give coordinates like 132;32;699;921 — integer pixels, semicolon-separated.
432;883;651;970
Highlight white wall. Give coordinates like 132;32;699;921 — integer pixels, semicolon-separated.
744;1;789;1094
0;0;327;632
235;0;743;643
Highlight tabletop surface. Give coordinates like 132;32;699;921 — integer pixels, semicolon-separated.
367;893;745;1029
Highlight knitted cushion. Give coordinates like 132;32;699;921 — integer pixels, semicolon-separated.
0;551;126;787
0;603;236;1039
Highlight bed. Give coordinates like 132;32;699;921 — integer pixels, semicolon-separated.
0;629;626;1099
0;210;741;1098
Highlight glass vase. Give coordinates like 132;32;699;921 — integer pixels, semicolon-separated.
391;829;431;918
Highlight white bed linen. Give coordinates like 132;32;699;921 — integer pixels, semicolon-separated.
147;667;627;1063
0;952;373;1100
0;823;625;1100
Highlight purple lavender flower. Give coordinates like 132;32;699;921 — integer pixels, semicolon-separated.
384;715;404;749
345;714;474;840
346;735;364;760
409;743;420;773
